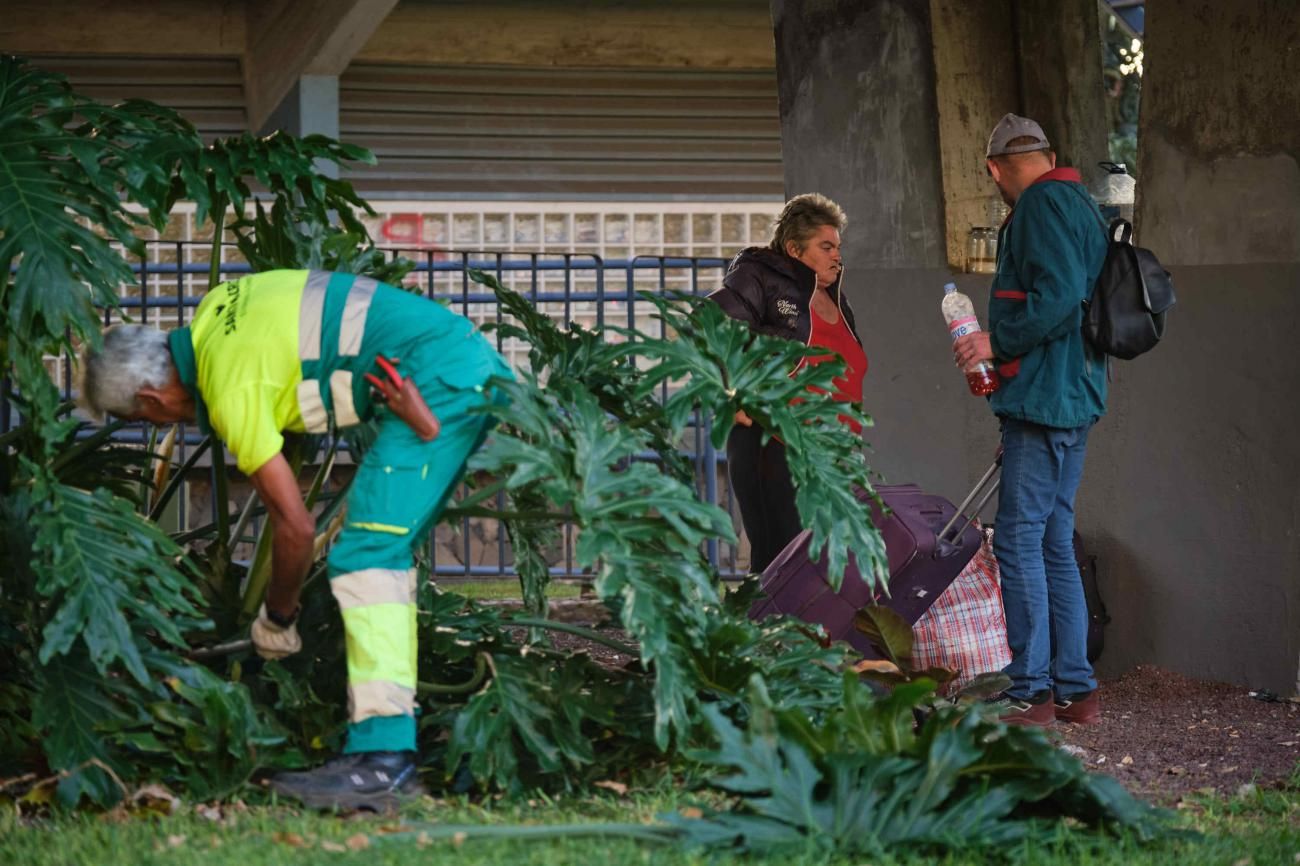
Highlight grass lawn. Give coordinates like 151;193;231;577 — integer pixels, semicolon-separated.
3;782;1296;866
448;580;584;602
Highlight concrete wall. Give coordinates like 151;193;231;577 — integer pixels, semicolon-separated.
1084;0;1300;692
1013;0;1110;185
2;0;777;71
364;0;776;69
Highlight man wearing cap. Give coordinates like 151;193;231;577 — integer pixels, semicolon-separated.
952;114;1108;727
78;269;513;808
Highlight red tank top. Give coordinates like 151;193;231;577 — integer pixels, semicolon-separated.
801;306;868;435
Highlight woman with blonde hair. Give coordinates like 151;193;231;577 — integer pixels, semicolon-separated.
709;193;868;573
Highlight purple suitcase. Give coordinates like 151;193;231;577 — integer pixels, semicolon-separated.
748;457;1000;657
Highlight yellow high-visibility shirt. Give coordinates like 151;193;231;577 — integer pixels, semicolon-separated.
186;271;309;475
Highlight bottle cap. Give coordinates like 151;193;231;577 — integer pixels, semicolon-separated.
943;282;957;294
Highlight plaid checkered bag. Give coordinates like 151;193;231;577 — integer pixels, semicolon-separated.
912;526;1010;693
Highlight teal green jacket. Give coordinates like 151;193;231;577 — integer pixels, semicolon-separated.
987;168;1108;429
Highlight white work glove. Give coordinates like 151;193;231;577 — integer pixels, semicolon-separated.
251;603;302;660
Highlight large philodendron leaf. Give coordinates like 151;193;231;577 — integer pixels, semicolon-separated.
672;676;1169;854
471;373;732;748
469;269;693;484
0;56;197;353
231;192;413;285
31;476;206;685
170;131;376;232
631;294;887;593
137;651;291;800
32;648;143;807
447;650;653;794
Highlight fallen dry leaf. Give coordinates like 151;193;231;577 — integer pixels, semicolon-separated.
1120;755;1133;765
416;831;432;849
1168;766;1187;776
166;835;186;849
679;807;704;819
852;659;901;675
131;784;181;817
346;833;370;851
451;831;468;848
273;832;309;848
594;780;629;796
320;841;346;853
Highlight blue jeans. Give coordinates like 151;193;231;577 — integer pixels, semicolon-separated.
994;417;1096;700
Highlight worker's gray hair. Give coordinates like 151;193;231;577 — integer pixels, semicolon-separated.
77;325;175;421
769;193;847;256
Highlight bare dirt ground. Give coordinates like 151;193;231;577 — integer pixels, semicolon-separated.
1054;663;1300;803
532;606;1300;805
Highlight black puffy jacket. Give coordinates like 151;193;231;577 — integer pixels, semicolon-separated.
707;247;862;351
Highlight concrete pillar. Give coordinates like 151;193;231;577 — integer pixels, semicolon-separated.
1080;0;1300;693
769;0;997;504
771;0;947;269
260;74;340;178
1013;0;1110;186
929;0;1019;270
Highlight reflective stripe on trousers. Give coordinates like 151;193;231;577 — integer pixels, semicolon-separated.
330;567;419;726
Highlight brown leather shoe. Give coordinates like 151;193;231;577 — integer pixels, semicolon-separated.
1054;690;1101;724
990;690;1055;727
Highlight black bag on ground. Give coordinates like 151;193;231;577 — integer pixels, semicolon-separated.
1073;531;1110;662
1082;217;1177;360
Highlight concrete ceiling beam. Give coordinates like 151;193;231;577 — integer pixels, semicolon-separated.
243;0;399;132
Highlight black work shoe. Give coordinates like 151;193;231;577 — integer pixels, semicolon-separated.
987;689;1055;727
269;750;426;812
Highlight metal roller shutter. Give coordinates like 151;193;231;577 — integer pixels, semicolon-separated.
338;64;782;200
23;56;248;141
23;57;782;200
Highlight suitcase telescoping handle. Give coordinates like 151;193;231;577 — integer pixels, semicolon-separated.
935;447;1003;556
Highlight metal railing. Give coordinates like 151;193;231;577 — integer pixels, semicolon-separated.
24;243;747;580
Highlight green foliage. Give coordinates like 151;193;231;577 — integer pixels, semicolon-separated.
0;57;190;361
670;675;1170;855
0;57;407;809
31;479;204;683
0;56;1172;855
633;294;887;592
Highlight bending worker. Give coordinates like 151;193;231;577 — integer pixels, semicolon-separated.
79;269;512;810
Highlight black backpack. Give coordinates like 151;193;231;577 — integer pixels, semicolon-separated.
1081;215;1177;360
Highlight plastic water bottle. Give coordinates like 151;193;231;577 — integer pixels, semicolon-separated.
941;282;999;397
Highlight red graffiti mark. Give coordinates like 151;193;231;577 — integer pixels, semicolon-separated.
379;213;447;259
381;213;421;244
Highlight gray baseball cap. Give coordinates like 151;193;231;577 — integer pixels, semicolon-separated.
986;113;1051;157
